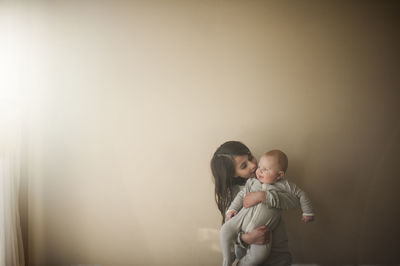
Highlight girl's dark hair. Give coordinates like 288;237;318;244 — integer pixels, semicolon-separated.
210;141;250;224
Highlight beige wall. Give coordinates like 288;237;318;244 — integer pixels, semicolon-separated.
14;1;400;265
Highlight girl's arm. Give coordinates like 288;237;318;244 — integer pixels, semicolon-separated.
243;190;300;209
237;225;270;246
243;191;266;208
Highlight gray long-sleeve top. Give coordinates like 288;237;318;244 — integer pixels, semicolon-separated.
228;178;314;218
232;178;314;255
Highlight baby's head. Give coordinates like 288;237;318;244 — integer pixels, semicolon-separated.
256;150;288;184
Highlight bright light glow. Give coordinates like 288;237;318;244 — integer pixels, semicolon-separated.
0;6;23;153
0;4;26;116
0;3;44;147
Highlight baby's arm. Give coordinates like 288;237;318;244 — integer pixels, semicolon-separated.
225;179;253;219
272;180;315;221
302;215;315;223
226;210;237;220
265;189;301;210
228;190;245;212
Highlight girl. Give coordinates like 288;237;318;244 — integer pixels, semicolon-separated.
211;141;299;266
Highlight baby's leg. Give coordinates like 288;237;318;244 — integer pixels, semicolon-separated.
243;205;281;233
237;205;281;266
220;209;249;266
237;230;272;266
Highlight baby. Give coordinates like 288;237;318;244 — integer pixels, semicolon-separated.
220;150;314;266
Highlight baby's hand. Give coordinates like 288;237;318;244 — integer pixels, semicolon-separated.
226;210;238;220
302;215;315;223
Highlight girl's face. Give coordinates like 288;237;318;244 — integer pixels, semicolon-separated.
234;153;257;179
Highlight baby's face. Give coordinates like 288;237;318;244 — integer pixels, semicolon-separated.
255;155;282;184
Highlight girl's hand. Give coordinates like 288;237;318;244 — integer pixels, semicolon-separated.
243;191;266;208
241;225;270;245
226;210;238;220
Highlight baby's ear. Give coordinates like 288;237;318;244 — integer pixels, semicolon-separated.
278;171;285;180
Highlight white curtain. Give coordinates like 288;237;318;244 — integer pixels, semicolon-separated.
0;103;25;266
0;2;27;266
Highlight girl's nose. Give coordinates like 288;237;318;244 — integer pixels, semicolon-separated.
254;167;259;175
250;162;257;172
